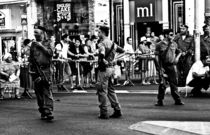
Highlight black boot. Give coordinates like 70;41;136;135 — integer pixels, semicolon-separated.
98;114;109;119
155;100;164;106
109;110;122;118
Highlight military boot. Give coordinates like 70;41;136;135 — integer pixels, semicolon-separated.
109;110;122;118
155;100;164;106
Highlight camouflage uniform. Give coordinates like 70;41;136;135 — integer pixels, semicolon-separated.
155;39;182;103
174;33;194;86
29;40;54;116
96;37;124;116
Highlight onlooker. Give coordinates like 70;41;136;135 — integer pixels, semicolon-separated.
20;39;33;98
123;37;134;85
0;53;21;99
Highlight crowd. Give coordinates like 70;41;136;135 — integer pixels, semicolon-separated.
1;23;210;120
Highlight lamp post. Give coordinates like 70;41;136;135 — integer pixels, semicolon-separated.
194;0;200;61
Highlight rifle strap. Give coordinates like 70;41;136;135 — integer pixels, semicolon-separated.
104;42;115;60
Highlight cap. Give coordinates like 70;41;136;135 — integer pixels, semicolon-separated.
179;24;188;29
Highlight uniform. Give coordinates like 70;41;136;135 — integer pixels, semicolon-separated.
29;39;54;120
155;39;183;105
174;33;194;86
96;37;124;118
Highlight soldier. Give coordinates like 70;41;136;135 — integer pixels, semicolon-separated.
96;25;125;119
29;25;54;120
154;30;184;106
174;24;194;86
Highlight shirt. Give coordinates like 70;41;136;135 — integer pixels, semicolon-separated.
186;60;209;85
124;43;134;61
61;41;69;59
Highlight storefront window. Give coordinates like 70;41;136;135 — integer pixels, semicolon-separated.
110;0;124;46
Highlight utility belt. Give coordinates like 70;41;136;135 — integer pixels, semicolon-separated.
39;65;51;70
163;62;176;66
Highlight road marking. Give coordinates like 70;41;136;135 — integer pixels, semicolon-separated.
129;121;210;135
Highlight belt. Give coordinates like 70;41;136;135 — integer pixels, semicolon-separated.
40;65;50;69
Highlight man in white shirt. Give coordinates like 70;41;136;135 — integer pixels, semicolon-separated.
123;37;134;86
186;55;210;97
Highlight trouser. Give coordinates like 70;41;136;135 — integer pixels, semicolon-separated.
33;71;54;114
157;65;181;102
96;67;121;115
177;54;193;86
188;77;210;94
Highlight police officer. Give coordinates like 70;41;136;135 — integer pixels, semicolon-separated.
96;25;125;119
174;24;194;86
154;30;184;106
29;25;54;120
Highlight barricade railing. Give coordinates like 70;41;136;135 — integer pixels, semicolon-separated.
52;53;158;89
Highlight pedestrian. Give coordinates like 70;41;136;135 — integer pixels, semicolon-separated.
154;29;184;106
20;39;33;98
29;24;54;120
123;37;135;86
96;25;125;119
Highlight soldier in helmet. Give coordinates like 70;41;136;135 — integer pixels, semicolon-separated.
29;25;54;120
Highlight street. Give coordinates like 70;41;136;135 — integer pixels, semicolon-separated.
1;92;210;135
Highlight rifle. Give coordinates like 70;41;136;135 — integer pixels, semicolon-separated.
32;58;50;87
159;69;167;90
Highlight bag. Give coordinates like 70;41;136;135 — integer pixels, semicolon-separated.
163;42;176;64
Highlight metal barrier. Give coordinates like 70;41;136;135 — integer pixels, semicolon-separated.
52;53;158;88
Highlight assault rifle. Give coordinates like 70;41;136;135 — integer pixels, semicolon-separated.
32;58;50;87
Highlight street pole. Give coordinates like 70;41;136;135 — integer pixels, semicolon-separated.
194;0;200;61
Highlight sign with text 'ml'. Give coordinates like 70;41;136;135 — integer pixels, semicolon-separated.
135;0;155;22
56;3;71;22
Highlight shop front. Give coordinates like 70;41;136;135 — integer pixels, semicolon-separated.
129;0;164;47
36;0;95;41
0;0;28;61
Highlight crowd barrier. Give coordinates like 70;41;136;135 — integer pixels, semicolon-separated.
0;54;158;93
52;53;158;88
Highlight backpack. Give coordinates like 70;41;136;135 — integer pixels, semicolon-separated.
163;42;176;64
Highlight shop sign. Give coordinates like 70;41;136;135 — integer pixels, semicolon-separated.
135;0;155;22
0;11;5;27
56;3;71;22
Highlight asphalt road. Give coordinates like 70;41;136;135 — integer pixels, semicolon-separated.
0;93;210;135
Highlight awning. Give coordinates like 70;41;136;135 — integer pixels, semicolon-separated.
0;0;28;5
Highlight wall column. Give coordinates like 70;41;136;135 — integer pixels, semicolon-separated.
123;0;130;47
194;0;200;61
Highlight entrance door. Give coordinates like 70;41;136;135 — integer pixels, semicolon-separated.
169;0;185;33
137;22;162;42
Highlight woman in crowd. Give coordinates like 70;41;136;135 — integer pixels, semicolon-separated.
20;39;33;98
0;53;21;99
